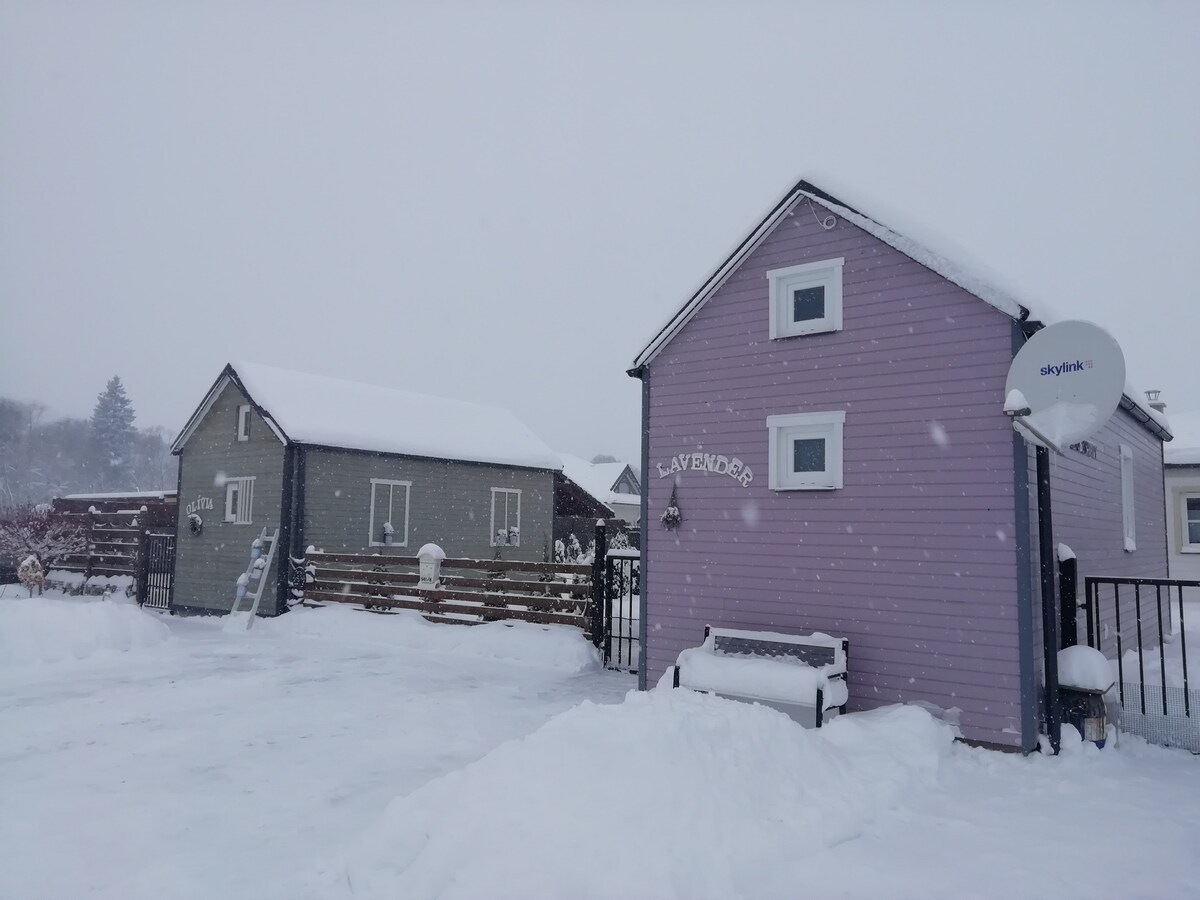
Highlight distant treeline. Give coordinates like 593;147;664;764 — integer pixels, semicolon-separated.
0;377;177;506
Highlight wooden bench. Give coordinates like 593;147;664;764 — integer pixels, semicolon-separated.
669;626;849;727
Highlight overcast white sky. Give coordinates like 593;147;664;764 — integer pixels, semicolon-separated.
2;1;1197;467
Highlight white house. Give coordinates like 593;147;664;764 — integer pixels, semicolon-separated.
1164;406;1200;595
558;454;641;524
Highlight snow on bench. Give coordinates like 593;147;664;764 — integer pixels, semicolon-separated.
669;626;849;728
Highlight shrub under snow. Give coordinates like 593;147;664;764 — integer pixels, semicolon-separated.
340;693;954;899
0;596;171;667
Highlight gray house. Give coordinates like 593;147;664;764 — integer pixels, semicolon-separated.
169;362;561;616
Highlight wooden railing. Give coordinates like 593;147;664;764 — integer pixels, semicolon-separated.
54;511;144;579
303;551;598;633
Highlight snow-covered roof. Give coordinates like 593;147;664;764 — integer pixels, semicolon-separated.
174;362;562;471
630;178;1170;441
1164;409;1200;466
61;490;177;501
558;454;640;508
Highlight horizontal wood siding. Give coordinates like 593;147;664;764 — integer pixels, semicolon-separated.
173;383;285;614
302;449;555;563
1025;406;1169;666
644;202;1025;747
1165;466;1200;591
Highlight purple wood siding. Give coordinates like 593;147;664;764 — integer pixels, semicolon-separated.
1025;407;1169;668
644;203;1026;747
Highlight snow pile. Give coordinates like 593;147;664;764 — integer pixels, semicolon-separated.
263;605;600;674
1164;408;1200;465
45;569;86;588
87;573;135;592
676;635;847;708
339;693;954;899
1057;645;1114;692
0;597;170;667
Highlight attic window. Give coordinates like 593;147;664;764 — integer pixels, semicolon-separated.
767;257;845;339
236;405;251;442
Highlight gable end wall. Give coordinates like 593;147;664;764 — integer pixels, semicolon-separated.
173;383;286;614
643;200;1025;747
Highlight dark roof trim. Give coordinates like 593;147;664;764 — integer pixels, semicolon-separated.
170;364;291;454
297;441;561;474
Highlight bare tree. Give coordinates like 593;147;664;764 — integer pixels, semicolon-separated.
0;504;86;572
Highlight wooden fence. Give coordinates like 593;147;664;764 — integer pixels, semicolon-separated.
302;551;600;635
54;510;145;580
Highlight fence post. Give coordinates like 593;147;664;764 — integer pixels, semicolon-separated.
590;520;608;650
136;528;150;606
1059;554;1078;648
85;507;96;582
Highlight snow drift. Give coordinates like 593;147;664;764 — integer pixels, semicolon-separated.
0;596;170;667
340;691;955;900
260;604;600;674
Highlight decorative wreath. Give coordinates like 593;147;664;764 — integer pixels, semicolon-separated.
660;485;682;530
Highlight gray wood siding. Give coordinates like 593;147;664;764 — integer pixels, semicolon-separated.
302;449;555;562
173;383;286;614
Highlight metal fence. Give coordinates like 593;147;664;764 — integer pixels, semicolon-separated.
138;532;176;610
1084;576;1199;752
603;549;640;673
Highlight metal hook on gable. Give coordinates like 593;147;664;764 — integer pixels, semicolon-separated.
806;199;837;231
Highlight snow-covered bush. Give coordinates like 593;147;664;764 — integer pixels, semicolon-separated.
554;533;594;566
18;555;45;597
0;504;86;578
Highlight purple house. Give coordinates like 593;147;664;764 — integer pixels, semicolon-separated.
628;180;1171;750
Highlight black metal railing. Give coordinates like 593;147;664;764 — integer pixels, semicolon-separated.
604;550;640;673
1083;576;1198;719
138;532;176;610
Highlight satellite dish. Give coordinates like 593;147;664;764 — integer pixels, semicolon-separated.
1005;320;1126;451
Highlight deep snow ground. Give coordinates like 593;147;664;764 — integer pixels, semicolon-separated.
0;595;632;900
2;591;1198;900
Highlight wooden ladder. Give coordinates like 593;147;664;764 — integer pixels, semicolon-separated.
230;527;280;630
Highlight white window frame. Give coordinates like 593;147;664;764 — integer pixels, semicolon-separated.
1180;491;1200;554
368;479;411;548
767;257;845;339
767;411;845;491
236;404;251;442
1120;444;1136;551
490;488;522;547
224;476;255;525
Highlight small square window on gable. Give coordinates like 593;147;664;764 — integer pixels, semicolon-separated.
767;257;845;339
236;404;251;442
767;411;845;490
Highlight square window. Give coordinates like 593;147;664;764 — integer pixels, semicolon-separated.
224;476;255;524
767;257;844;339
792;438;826;473
1183;495;1200;550
491;488;521;547
792;286;826;323
236;405;251;442
768;411;845;490
368;479;411;547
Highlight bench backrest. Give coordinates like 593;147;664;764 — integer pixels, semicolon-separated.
706;626;847;674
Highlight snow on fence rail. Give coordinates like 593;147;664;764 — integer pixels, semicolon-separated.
302;551;599;633
51;510;144;583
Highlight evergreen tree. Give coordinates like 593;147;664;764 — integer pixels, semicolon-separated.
90;376;137;491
